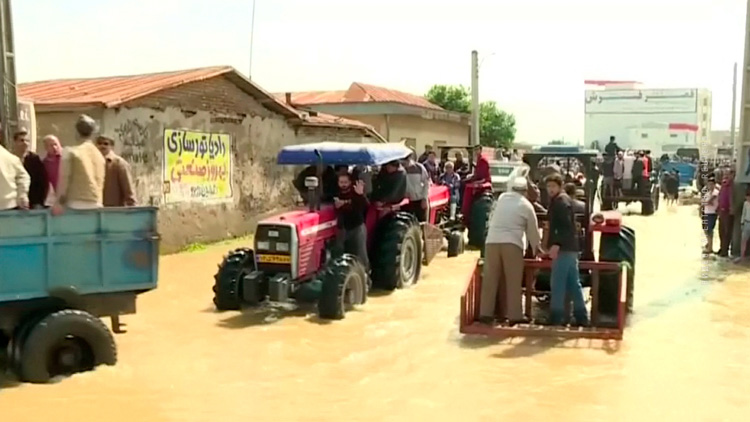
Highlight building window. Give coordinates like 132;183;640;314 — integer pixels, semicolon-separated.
702;113;707;121
400;137;417;150
670;134;678;138
701;128;707;137
641;133;648;139
703;98;708;106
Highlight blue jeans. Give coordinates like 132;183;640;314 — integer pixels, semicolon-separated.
549;251;589;325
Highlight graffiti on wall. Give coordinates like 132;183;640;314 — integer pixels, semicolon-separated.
114;119;153;166
162;129;233;203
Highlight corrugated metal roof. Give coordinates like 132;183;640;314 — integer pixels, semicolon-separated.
20;66;233;107
345;82;443;110
276;82;444;111
19;66;300;117
302;112;387;143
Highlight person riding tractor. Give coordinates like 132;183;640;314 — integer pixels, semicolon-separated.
212;142;459;320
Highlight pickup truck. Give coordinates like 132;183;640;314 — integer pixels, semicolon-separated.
0;207;159;383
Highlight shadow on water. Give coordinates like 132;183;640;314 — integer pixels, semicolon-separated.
456;332;621;357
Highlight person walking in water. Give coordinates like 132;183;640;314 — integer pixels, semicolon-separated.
52;115;106;214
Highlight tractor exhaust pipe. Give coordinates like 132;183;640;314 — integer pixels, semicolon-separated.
305;176;319;212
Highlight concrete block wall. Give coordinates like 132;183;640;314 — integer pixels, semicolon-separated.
36;76;300;252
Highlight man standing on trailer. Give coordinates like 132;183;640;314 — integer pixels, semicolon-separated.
0;137;30;210
479;177;541;326
96;135;136;207
52;115;106;214
545;173;589;326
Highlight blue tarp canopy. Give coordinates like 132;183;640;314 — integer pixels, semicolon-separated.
277;142;412;166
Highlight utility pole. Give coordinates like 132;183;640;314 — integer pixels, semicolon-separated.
731;62;738;148
470;50;480;146
249;0;257;79
0;0;18;147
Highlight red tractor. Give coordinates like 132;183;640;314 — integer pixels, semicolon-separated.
212;142;463;320
460;146;636;340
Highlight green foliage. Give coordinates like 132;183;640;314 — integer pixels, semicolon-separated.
425;84;471;114
480;101;516;149
425;84;516;149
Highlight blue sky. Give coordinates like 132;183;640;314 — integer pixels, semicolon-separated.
13;0;747;143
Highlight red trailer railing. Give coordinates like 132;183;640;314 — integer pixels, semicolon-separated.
459;258;626;340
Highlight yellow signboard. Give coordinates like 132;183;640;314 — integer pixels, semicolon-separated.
162;129;232;203
257;254;292;264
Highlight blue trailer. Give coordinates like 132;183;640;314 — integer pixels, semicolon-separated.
0;207;159;383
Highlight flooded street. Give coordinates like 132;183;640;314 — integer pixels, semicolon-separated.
2;204;750;421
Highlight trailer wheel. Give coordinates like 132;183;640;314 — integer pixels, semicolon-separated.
213;248;255;311
317;254;368;320
468;193;493;248
19;309;116;383
447;230;464;257
371;212;422;290
598;226;636;317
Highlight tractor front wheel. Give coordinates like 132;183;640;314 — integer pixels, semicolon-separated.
317;254;368;319
213;248;255;311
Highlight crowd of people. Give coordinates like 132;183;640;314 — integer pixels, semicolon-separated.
0;114;136;214
293;144;500;275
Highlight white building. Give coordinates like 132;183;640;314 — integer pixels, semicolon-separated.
583;80;712;157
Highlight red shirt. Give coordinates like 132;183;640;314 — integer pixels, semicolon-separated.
471;156;490;183
43;153;61;191
642;156;650;178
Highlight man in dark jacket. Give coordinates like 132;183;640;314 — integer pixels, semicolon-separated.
13;130;48;208
545;173;589;326
371;160;407;206
604;135;622;157
334;173;369;268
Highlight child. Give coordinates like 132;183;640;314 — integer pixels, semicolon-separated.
735;190;750;263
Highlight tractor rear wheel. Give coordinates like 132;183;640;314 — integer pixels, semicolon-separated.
468;193;493;248
371;212;422;290
213;248;255;311
317;254;368;319
447;230;464;257
19;309;117;383
598;226;636;317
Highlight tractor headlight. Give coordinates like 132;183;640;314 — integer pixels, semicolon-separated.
276;242;289;252
257;241;270;250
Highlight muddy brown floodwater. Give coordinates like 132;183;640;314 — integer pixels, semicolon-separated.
1;204;750;421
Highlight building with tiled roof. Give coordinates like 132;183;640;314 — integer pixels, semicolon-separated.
276;82;470;152
19;66;387;251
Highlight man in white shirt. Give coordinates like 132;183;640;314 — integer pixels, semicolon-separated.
622;151;635;191
0;141;30;210
480;177;541;325
702;178;720;254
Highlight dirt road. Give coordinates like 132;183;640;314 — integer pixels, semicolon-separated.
1;205;749;421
